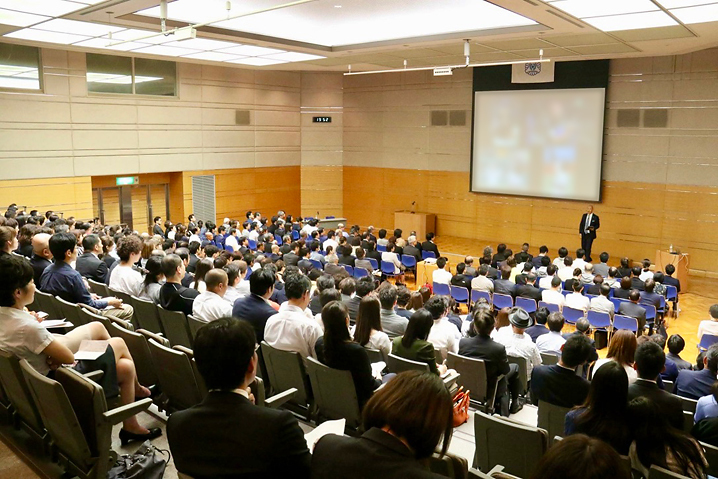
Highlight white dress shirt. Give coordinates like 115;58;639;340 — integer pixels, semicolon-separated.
536;331;566;355
639;270;653;282
224;234;239;252
192;291;233;323
573;259;587;273
189;234;201;244
366;329;391;360
428;318;461;357
594;358;637;383
0;307;55;375
494;330;542;375
538;276;554;290
558;267;574;282
264;304;323;360
323;238;338;252
565;292;590;312
698;320;718;340
584;213;593;233
541;289;565;308
553;257;565;268
108;265;143;297
433;268;452;285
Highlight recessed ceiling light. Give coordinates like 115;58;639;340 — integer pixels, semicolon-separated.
164;37;239;51
217;45;286;56
0;8;48;27
0;0;88;17
548;0;658;18
33;18;125;37
180;51;246;61
72;37;151;51
131;44;202;57
5;28;90;44
334;5;342;8
583;10;678;31
261;51;325;62
225;57;288;66
670;3;718;24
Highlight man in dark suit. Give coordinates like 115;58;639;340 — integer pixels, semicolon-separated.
152;216;165;237
630;266;646;291
309;275;335;316
450;263;471;290
159;254;199;316
530;334;592;408
562;319;599;363
296;247;314;275
628;341;684;430
514;243;533;265
167;318;311;479
347;277;374;323
283;242;300;267
532;245;550;270
459;310;521;416
516;274;542;301
640;278;662;310
187;241;201;273
402;236;422;264
675;344;718;399
365;241;382;267
493;265;516;298
514;262;535;286
579;205;599;262
420;232;440;259
232;267;276;342
75;234;109;283
618;290;648;335
30;232;53;286
526;307;550;343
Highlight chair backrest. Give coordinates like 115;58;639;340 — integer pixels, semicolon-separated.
433;282;450;296
130;296;164;335
77;307;113;331
55;296;84;326
147;339;203;412
402;255;417;268
613;315;638;332
422;250;436;260
473;410;548;478
450;286;469;303
682;411;693;433
699;334;718;351
108;287;133;305
187;314;207;343
680;396;698;413
34;290;61;320
472;290;491;304
305;357;362;429
537;400;571;445
641;304;657;321
427;451;469;479
157;306;193;348
515;297;537;313
492;293;513;310
540;353;559;366
87;278;109;297
377;244;387;252
381;261;395;275
309;259;323;270
342;264;354;275
562;306;585;324
365;348;385;363
665;285;678;301
106;322;159;387
648;465;691;479
387;353;430;374
538;301;559;313
446;352;492;408
0;350;45;435
19;359;91;470
354;267;369;278
700;441;718;478
587;310;611;329
507;356;528;395
260;341;312;408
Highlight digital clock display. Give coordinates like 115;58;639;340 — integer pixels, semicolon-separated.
313;116;332;123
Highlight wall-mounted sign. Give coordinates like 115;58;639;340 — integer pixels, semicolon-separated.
313;116;332;123
116;176;139;186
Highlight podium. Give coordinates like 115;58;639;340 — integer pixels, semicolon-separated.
394;211;436;241
655;250;689;292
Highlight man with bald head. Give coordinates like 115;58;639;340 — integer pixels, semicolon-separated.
30;233;53;285
192;268;233;323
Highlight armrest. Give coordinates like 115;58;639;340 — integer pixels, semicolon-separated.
137;329;169;346
102;398;152;425
173;345;194;358
265;388;297;409
83;370;104;381
442;371;460;387
112;318;134;331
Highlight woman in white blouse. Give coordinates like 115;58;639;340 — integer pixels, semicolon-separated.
108;235;144;297
381;242;404;282
353;295;391;361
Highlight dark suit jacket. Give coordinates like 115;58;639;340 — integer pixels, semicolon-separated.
493;279;516;297
312;428;442;479
614;288;631;300
167;391;311;479
309;294;323;316
297;258;314;275
530;364;590;408
676;368;716;400
664;275;681;293
159;283;199;316
450;274;470;290
232;294;277;342
631;277;646;291
618;302;647;325
628;379;684;430
420;241;440;259
366;250;383;266
516;284;542;301
30;255;52;287
152;224;165;237
403;245;422;263
579;213;600;238
315;338;380;408
181;272;194;288
339;254;356;267
283;253;300;267
526;324;549;343
585;284;601;296
187;254;199;273
345;296;362;323
458;335;510;388
102;255;116;270
692;417;718;447
75;252;109;284
640;291;662;310
325;264;344;276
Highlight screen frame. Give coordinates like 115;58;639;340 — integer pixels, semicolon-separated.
469;59;610;203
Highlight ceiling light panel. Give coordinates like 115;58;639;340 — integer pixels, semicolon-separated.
73;38;152;51
0;8;48;27
33;19;124;37
217;45;286;56
670;3;718;24
5;28;90;44
131;44;202;57
164;37;240;50
0;0;89;17
180;51;246;61
261;51;325;62
548;0;658;18
583;10;678;31
226;56;288;66
136;0;536;47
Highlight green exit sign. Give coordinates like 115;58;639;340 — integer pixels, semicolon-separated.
116;176;139;186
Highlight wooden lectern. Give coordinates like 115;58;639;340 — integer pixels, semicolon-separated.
394;211;436;241
655;250;689;293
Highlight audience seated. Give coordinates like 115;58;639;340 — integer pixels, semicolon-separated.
526;306;550;343
617;290;647;335
531;334;592;408
138;255;163;304
628;396;707;479
667;334;693;370
565;360;632;455
537;263;556;289
592;329;637;383
698;304;718;341
75;234;108;283
309;275;335;316
531;245;550;270
108;235;144;297
675;343;718;399
585;274;602;296
29;232;52;286
402;236;422;264
421;233;440;259
541;276;565;310
0;225;17;256
191;258;213;294
564;319;599;363
494;307;542;377
431;257;451;285
558;257;574;282
314;288;341;331
628;341;684;430
614;277;632;299
222;262;245;305
531;434;631;479
450;262;471;290
425;295;460;356
392;309;447;376
589;283;614;318
264;273;322;360
159;253;200;316
592;252;610;278
493;265;516;298
0;254;159;443
470;264;494;292
167;318;311;478
378;283;408;339
630;266;646;291
354;295;391;359
536;312;566;355
311;370;452;479
192;268;233;322
565;281;589;312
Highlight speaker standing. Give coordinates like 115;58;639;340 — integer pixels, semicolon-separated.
579;205;600;262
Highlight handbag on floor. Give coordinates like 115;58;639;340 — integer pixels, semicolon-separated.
107;440;169;479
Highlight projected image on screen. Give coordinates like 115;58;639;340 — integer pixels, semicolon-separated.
472;88;605;202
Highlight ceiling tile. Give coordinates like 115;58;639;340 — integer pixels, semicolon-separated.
429;43;496;55
542;32;619;47
610;24;694;42
570;43;638;55
509;47;575;58
480;37;552;50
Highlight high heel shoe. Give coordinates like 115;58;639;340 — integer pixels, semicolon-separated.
119;427;162;446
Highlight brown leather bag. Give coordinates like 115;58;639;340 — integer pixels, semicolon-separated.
452;387;470;427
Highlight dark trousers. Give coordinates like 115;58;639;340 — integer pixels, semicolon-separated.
581;234;595;262
495;363;521;417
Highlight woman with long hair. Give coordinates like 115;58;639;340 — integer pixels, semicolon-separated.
592;329;637;382
316;301;381;408
100;235;117;269
628;396;708;478
0;225;18;256
139;255;164;304
408;291;424;311
565;360;632;454
192;258;213;293
391;309;447;376
353;295;390;360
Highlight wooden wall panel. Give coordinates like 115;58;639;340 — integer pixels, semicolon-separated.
0;176;93;220
343;166;718;276
300;166;343;218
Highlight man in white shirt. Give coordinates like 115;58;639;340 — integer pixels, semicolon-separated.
698;304;718;341
564;282;590;312
248;224;260;242
471;264;494;292
553;247;568;268
424;296;460;358
224;228;240;253
322;230;338;253
590;284;615;318
494;307;542;376
222;262;245;305
573;249;587;274
536;312;566;356
193;269;233;322
541;277;565;310
432;257;452;285
538;264;558;290
264;274;322;360
639;259;654;282
557;257;575;282
581;263;595;285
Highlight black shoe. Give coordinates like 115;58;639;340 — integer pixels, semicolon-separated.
119;427;162;446
510;403;524;415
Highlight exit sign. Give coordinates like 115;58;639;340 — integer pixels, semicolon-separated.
313;116;332;123
116;176;139;186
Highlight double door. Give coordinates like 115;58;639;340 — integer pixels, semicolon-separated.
93;184;169;234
